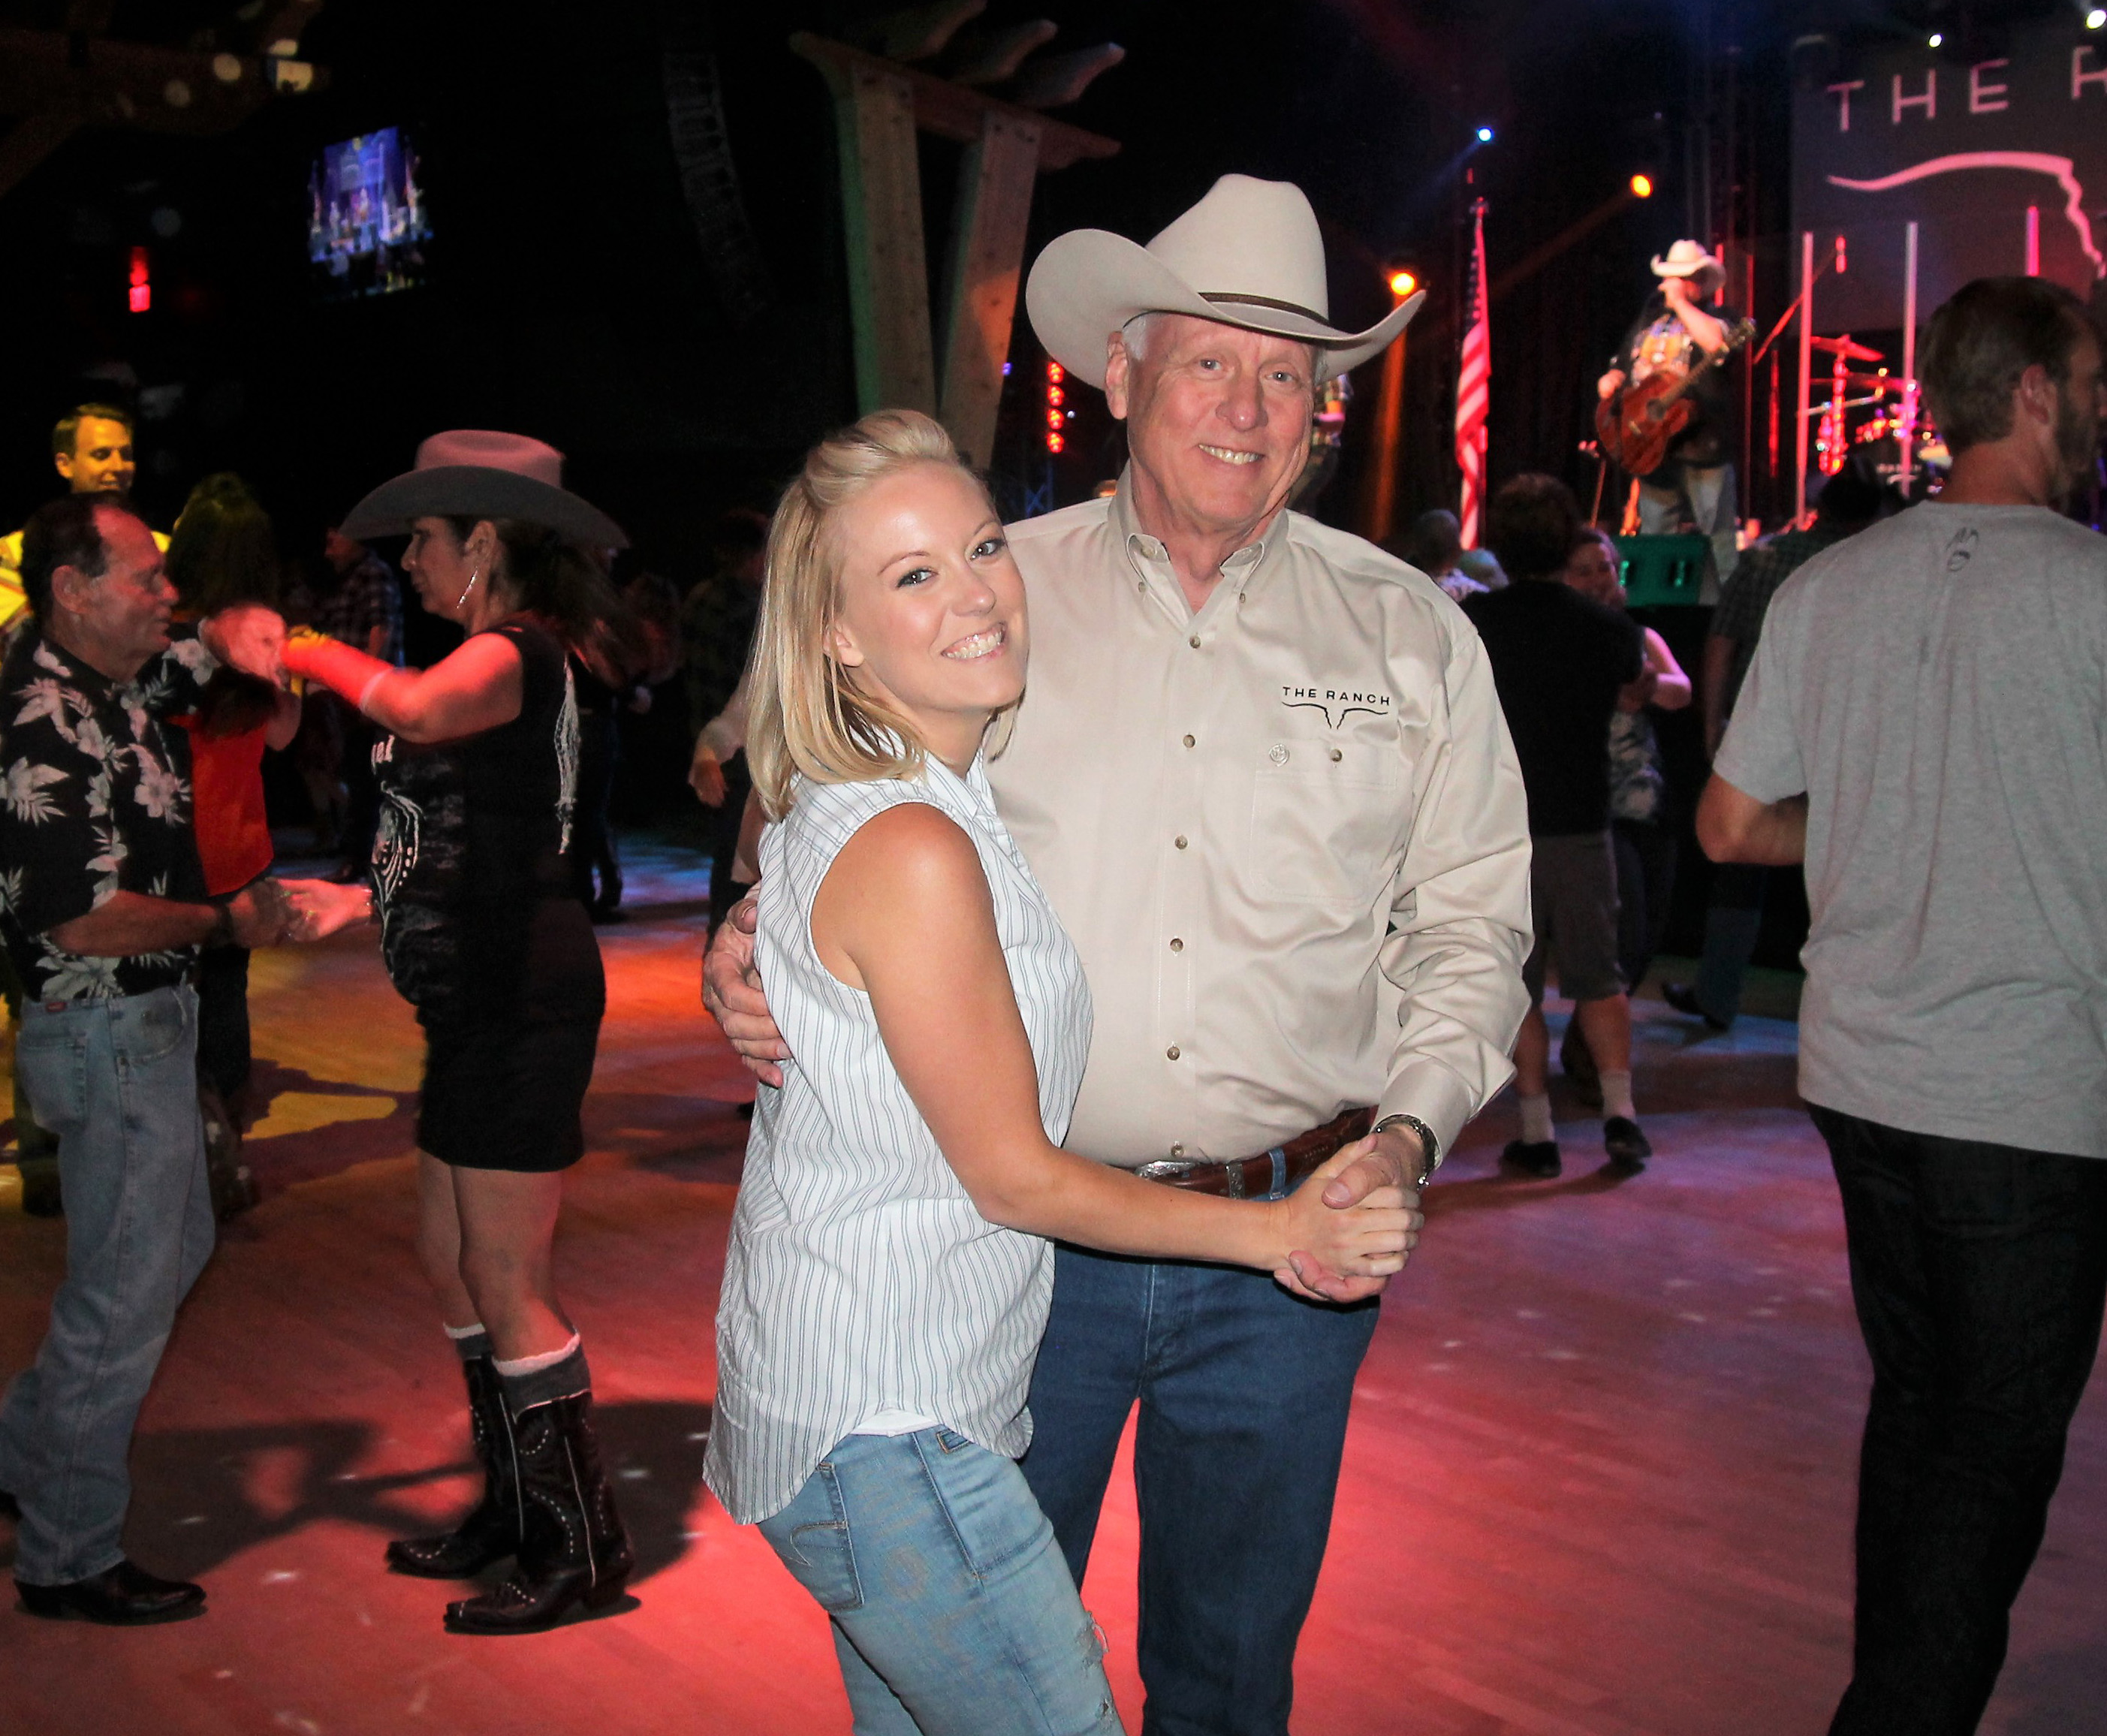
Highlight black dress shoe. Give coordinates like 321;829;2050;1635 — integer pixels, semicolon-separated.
17;1560;205;1625
1661;982;1731;1032
1603;1116;1653;1172
1501;1139;1562;1179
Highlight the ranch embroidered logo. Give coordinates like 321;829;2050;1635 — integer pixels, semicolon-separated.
1280;683;1394;728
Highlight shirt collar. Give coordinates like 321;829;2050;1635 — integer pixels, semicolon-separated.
1106;468;1294;608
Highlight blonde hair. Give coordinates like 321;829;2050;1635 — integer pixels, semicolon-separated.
748;409;1013;819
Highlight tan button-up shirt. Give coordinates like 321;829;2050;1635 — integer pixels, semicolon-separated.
990;478;1532;1170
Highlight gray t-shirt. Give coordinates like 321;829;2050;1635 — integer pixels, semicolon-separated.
1717;502;2107;1159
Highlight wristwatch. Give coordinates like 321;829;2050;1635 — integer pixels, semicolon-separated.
1371;1113;1440;1189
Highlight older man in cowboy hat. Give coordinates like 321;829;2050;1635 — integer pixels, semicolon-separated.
1597;238;1743;583
707;173;1531;1734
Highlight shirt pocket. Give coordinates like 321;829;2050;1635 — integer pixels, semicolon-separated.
1247;731;1406;906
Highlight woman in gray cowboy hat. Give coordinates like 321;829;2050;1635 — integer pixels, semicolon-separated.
285;430;635;1634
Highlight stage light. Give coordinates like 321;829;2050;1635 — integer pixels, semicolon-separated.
128;246;150;313
1388;270;1417;297
2087;6;2105;27
1476;125;1494;143
1629;173;1653;199
1928;31;1943;45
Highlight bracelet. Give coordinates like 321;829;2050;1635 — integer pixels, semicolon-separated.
354;669;391;716
1371;1113;1441;1187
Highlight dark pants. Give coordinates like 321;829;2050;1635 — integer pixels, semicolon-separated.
1811;1106;2107;1736
1018;1244;1379;1736
1610;816;1676;993
1691;863;1766;1025
194;942;252;1105
571;708;621;913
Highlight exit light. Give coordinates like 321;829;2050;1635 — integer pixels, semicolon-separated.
128;246;150;313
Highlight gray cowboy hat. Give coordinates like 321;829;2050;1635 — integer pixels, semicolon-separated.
339;429;628;549
1026;174;1425;389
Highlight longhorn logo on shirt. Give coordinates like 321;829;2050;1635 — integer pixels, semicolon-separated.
1280;683;1394;728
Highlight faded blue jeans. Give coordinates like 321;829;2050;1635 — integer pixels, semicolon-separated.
758;1427;1123;1736
0;985;213;1586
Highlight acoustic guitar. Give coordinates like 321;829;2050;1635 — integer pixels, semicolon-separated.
1596;317;1756;477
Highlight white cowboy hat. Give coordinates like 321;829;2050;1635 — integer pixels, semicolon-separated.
1026;174;1424;388
1650;240;1726;286
339;429;628;549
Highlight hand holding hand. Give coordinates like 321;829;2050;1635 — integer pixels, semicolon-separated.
226;879;292;949
279;878;374;942
207;604;289;687
1267;1141;1421;1300
1277;1127;1429;1302
702;893;788;1086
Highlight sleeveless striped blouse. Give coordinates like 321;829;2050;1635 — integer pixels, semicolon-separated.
703;754;1093;1525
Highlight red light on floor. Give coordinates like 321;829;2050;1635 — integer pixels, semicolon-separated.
128;246;151;313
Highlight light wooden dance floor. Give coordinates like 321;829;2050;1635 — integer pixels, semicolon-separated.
2;845;2102;1734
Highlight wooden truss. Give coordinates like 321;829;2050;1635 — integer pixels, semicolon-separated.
790;23;1120;469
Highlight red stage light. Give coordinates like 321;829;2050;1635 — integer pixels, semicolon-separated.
128;246;150;313
1046;432;1066;454
1046;362;1064;383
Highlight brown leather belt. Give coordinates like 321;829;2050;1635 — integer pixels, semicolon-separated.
1133;1107;1374;1199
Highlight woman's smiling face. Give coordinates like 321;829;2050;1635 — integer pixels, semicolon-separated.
824;462;1027;765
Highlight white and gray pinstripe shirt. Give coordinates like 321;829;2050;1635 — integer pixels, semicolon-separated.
703;755;1093;1525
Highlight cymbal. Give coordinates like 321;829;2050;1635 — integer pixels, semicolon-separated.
1810;334;1885;361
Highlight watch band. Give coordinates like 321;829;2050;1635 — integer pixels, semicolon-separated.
1371;1113;1441;1187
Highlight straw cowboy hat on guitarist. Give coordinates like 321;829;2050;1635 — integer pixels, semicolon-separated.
1596;240;1749;583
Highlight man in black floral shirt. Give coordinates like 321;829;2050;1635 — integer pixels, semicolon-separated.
0;495;289;1624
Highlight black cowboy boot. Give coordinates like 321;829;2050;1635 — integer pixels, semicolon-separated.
386;1355;522;1578
444;1387;632;1634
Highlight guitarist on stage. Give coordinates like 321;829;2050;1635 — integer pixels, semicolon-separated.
1596;240;1741;582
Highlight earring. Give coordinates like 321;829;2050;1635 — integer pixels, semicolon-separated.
456;568;480;611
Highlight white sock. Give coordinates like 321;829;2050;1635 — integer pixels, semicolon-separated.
1519;1093;1554;1144
493;1331;581;1379
443;1322;487;1341
1600;1071;1636;1121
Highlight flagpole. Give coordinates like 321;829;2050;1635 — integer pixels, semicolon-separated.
1455;197;1491;548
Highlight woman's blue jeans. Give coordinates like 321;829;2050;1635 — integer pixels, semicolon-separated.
0;985;213;1585
757;1427;1123;1736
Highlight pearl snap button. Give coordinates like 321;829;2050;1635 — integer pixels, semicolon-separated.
1268;744;1289;766
1166;1046;1181;1060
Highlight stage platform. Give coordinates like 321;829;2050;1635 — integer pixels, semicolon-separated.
2;842;2102;1734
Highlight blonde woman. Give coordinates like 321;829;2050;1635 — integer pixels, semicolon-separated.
702;411;1415;1736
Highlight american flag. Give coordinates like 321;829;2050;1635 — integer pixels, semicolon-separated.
1454;197;1491;547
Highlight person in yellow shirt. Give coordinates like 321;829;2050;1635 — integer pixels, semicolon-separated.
0;404;165;635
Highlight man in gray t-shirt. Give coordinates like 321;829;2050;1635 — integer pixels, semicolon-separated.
1698;276;2107;1736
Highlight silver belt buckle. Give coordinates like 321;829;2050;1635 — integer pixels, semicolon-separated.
1135;1158;1197;1183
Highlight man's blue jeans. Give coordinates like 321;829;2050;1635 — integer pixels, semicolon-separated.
757;1427;1121;1736
1813;1106;2107;1736
1019;1246;1381;1736
0;986;213;1586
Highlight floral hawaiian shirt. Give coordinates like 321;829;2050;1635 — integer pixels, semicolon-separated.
0;621;214;999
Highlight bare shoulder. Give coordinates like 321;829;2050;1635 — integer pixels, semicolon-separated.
832;800;988;903
814;797;995;987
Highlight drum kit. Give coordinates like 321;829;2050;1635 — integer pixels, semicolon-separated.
1808;333;1949;499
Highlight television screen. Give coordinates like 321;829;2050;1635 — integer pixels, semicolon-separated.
309;128;430;300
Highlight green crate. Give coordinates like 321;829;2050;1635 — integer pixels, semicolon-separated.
1613;534;1711;607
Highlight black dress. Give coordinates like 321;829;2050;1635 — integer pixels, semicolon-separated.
371;617;606;1171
